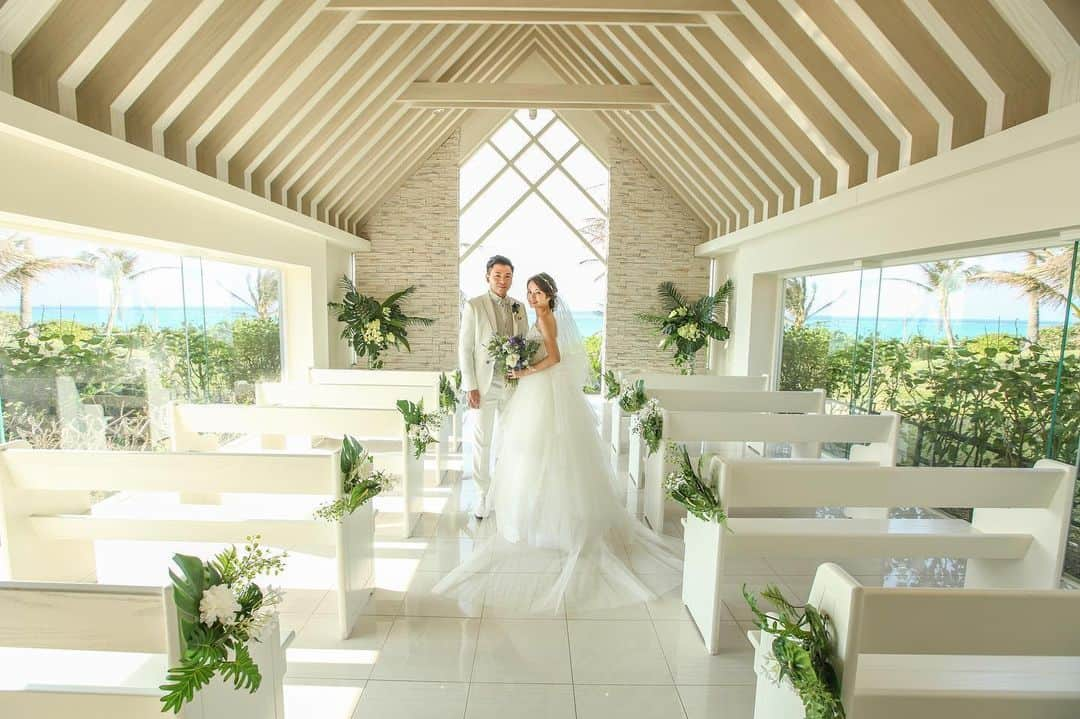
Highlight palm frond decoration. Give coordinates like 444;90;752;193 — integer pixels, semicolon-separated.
328;276;434;368
637;280;733;374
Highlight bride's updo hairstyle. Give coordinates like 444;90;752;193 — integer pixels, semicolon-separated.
528;272;559;310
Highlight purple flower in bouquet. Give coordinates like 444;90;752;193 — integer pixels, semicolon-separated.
486;333;542;386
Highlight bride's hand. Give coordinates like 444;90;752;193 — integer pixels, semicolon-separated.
507;367;528;380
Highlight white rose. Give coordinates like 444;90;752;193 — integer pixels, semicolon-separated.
199;583;241;627
507;353;520;367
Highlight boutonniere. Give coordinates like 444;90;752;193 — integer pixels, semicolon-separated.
511;302;523;319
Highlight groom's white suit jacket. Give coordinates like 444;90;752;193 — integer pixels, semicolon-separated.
459;293;529;394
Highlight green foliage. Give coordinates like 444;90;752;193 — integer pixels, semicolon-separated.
314;435;395;523
583;332;602;394
328;276;433;369
778;325;843;394
618;379;647;413
743;584;845;719
602;369;621;400
229;317;282;383
438;372;459;415
397;398;441;459
631;398;664;456
664;443;730;528
637;280;732;374
161;538;286;713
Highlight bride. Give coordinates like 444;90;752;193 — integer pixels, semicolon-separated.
433;272;682;613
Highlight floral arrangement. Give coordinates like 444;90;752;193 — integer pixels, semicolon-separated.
630;398;664;455
743;584;845;719
602;369;621;400
637;280;733;374
160;537;287;713
617;378;647;413
438;372;459;416
663;443;730;529
328;276;434;369
485;333;541;387
314;435;394;523
396;398;441;458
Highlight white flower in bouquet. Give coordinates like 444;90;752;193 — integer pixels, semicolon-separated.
663;470;684;493
507;353;520;368
200;583;241;626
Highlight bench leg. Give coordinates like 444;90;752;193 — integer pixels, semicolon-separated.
682;513;725;655
643;449;667;535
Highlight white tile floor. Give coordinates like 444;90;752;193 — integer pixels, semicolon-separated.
67;418;971;719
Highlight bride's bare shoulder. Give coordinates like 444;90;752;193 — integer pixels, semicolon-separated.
537;311;557;336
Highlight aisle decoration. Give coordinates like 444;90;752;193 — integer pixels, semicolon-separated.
617;378;648;413
663;443;729;528
438;372;459;416
743;584;845;719
630;398;664;455
602;369;621;399
160;537;287;713
485;333;541;387
637;280;733;374
314;435;394;523
396;398;441;458
328;276;434;369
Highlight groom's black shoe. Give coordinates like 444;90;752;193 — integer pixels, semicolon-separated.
472;494;490;520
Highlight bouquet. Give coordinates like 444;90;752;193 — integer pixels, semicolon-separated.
160;537;287;713
485;333;541;386
396;398;441;458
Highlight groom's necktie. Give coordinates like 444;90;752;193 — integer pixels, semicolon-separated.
490;293;512;336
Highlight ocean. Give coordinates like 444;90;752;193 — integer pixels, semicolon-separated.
3;305;611;337
806;316;1065;341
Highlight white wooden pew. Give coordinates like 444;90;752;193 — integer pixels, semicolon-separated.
644;410;900;533
750;563;1080;718
170;402;424;538
310;368;465;451
257;381;450;487
0;443;373;639
0;581;288;718
608;373;769;476
625;389;825;488
686;458;1076;654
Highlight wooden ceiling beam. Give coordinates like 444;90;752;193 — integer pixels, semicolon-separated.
686;24;837;199
535;28;726;230
353;10;706;25
396;80;666;108
792;0;940;166
74;0;202;134
313;25;515;218
344;23;538;224
325;0;738;12
605;24;780;221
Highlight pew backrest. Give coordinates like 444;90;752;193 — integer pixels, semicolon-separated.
256;382;437;409
622;372;768;392
309;368;444;387
646;388;825;414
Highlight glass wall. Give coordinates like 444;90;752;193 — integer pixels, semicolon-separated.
0;229;283;451
778;241;1080;581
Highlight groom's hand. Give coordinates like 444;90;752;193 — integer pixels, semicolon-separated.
467;389;480;409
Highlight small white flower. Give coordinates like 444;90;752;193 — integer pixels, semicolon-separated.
199;583;241;626
507;353;520;367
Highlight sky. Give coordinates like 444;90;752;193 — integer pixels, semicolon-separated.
801;252;1072;322
0;231;271;310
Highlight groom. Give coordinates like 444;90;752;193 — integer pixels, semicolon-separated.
459;255;529;519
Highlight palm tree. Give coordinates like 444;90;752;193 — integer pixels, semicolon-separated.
969;251;1056;344
0;234;87;328
79;248;164;334
224;269;280;319
784;277;838;329
1029;247;1080;318
894;260;978;348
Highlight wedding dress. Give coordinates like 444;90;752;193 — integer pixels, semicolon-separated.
433;306;682;613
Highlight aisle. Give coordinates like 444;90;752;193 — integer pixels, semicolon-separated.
278;466;758;719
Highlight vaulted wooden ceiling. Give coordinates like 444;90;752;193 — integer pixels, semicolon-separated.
1;1;1078;240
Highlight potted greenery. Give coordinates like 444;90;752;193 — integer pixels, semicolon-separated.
637;280;733;374
313;435;394;523
328;276;433;369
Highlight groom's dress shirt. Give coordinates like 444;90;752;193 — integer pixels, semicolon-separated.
488;291;513;337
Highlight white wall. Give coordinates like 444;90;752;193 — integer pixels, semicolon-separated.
704;103;1080;378
0;92;362;378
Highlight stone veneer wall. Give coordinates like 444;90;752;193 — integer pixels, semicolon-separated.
605;134;710;373
353;130;460;370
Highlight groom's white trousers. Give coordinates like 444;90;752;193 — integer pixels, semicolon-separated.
471;378;510;500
